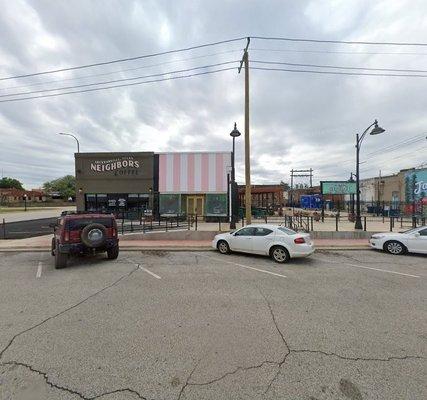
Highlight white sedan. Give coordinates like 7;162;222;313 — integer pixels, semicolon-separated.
370;226;427;255
212;224;315;263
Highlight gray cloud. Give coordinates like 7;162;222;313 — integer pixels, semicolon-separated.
0;0;426;189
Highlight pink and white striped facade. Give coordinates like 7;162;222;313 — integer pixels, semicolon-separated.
158;152;231;194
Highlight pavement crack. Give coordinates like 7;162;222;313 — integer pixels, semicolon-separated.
258;288;292;395
177;358;202;400
291;349;424;362
1;360;149;399
0;360;90;399
0;264;139;360
188;360;278;387
258;288;290;353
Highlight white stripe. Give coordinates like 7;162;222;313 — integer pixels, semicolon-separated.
180;154;188;192
318;258;420;278
36;261;42;278
198;254;286;278
166;154;174;192
139;265;162;279
208;153;216;192
194;153;202;192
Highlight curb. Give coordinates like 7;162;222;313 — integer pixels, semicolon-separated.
0;246;371;252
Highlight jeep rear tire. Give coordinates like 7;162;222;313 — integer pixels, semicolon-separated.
55;249;68;269
81;223;107;248
107;245;119;260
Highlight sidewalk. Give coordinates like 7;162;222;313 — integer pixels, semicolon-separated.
0;234;370;252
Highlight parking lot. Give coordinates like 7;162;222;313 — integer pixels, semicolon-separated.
0;250;426;400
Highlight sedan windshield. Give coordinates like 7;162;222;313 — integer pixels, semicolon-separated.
402;228;420;234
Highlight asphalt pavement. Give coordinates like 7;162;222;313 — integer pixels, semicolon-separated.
0;250;425;399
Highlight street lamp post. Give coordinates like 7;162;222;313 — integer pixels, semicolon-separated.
349;173;356;216
355;120;385;230
230;123;241;229
58;132;80;153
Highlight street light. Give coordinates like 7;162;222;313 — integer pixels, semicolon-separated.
23;194;27;211
230;122;241;229
355;120;385;229
348;173;356;217
58;132;80;153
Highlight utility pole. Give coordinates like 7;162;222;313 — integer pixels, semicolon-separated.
290;169;314;214
239;37;251;224
377;170;381;216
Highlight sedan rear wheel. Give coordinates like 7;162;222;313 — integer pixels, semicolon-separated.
271;246;290;263
384;240;406;255
217;240;230;254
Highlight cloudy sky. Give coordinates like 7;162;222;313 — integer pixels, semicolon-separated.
1;0;426;189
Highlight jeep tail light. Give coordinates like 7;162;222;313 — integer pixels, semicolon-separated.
69;230;81;243
64;231;70;242
294;237;305;244
112;228;117;237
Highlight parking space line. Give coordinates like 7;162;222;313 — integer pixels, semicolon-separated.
124;258;162;279
36;261;43;278
317;258;420;278
139;265;162;279
198;254;287;278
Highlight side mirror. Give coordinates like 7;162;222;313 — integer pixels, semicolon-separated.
414;232;421;238
49;223;56;228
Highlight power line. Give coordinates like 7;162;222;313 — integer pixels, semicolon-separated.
0;37;246;81
250;66;427;78
0;49;242;92
0;61;239;98
364;135;426;157
339;135;426;165
359;147;427;173
0;67;235;103
250;47;427;56
251;36;427;46
251;60;427;74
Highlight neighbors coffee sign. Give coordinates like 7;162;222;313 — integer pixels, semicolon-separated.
90;156;141;176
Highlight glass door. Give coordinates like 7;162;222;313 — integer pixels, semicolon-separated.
187;196;204;216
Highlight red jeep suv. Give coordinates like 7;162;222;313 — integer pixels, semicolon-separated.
51;212;119;269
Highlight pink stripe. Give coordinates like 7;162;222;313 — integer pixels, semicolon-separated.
173;153;180;192
216;153;223;191
159;155;167;192
201;153;209;192
188;153;195;192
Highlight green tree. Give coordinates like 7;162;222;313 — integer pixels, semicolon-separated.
43;175;75;199
0;177;24;190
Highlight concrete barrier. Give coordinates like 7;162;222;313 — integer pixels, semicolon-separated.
121;230;375;240
120;230;220;241
309;231;374;239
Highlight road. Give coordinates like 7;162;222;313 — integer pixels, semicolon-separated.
0;250;425;399
0;206;75;223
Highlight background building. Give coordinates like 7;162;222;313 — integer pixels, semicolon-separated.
75;151;231;218
238;184;285;211
359;167;427;215
158;152;231;217
75;152;156;217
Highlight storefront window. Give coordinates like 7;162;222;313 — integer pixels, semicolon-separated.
86;194;96;211
84;193;151;218
205;194;227;216
159;194;181;215
97;194;108;212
